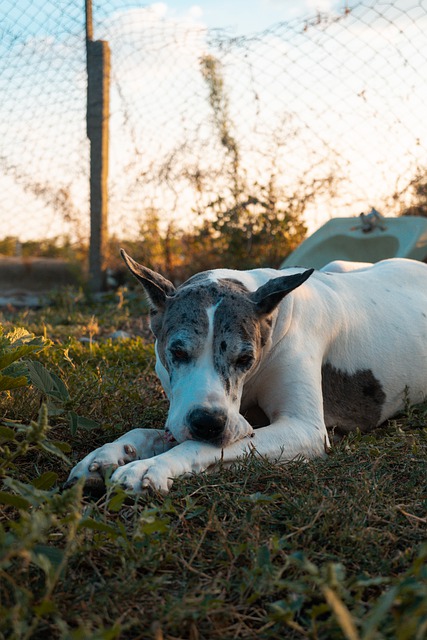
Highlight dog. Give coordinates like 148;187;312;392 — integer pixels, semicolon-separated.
66;251;427;493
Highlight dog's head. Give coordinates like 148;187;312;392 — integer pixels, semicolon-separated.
121;250;313;446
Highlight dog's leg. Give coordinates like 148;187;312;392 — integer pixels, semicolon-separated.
111;357;329;493
111;417;328;493
64;428;176;493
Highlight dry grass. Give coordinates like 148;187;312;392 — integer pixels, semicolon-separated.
1;291;426;639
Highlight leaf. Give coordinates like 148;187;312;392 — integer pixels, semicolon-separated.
0;344;46;371
0;425;16;441
26;360;55;393
48;371;70;401
0;490;31;510
310;603;332;620
33;599;57;616
69;411;79;436
137;516;170;535
0;374;28;392
32;471;58;490
26;361;69;402
4;477;53;506
38;440;71;463
50;440;72;453
6;327;47;348
76;416;100;431
257;544;272;569
69;412;99;435
79;517;119;536
2;418;26;427
107;490;128;512
362;585;399;640
46;398;65;417
32;544;65;577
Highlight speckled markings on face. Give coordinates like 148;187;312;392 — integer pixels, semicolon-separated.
155;275;274;388
155;272;214;368
212;279;274;396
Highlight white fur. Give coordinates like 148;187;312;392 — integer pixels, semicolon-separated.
67;258;427;493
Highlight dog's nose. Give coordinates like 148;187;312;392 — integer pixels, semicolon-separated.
187;407;227;442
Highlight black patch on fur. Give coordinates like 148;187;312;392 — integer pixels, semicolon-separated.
322;362;386;432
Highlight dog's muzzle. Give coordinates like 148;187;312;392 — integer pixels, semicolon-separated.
186;406;228;443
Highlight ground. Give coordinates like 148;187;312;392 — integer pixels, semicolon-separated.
0;287;426;639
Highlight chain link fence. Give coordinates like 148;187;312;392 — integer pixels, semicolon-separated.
1;0;427;269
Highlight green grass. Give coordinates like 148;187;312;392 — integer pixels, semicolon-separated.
0;290;426;640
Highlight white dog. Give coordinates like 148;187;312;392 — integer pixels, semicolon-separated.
66;251;427;493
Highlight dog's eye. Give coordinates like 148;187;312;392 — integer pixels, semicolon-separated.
235;353;254;369
170;347;190;363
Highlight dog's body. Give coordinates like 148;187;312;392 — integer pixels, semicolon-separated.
67;253;427;493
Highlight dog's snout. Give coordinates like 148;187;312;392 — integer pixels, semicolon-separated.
187;407;227;442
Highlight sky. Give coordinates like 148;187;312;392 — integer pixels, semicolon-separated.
1;0;338;38
1;0;427;242
137;0;338;32
100;0;427;234
88;0;339;35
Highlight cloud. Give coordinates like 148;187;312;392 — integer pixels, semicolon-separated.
148;3;168;18
305;0;334;12
189;5;203;20
261;0;335;17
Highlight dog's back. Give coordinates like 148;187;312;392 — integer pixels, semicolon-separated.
310;259;427;428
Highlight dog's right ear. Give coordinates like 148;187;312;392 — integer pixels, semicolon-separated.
120;249;176;312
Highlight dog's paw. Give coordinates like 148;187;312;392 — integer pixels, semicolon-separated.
64;441;139;495
111;457;174;494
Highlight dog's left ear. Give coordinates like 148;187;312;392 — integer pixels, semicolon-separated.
249;269;314;316
120;249;176;312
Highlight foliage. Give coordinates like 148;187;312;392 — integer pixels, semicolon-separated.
0;294;426;639
115;54;337;281
400;170;427;218
191;55;310;271
0;327;50;392
26;360;100;436
115;55;341;280
0;235;87;261
0;323;100;436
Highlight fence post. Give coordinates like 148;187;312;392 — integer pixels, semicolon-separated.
86;0;110;292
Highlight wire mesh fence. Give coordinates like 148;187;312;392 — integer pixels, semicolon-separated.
0;1;87;248
1;0;427;267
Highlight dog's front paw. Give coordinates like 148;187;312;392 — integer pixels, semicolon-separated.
111;457;174;494
64;441;138;495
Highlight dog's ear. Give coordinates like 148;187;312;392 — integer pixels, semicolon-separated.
249;269;314;316
120;249;176;312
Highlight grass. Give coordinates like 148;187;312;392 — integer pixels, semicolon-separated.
0;287;426;639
